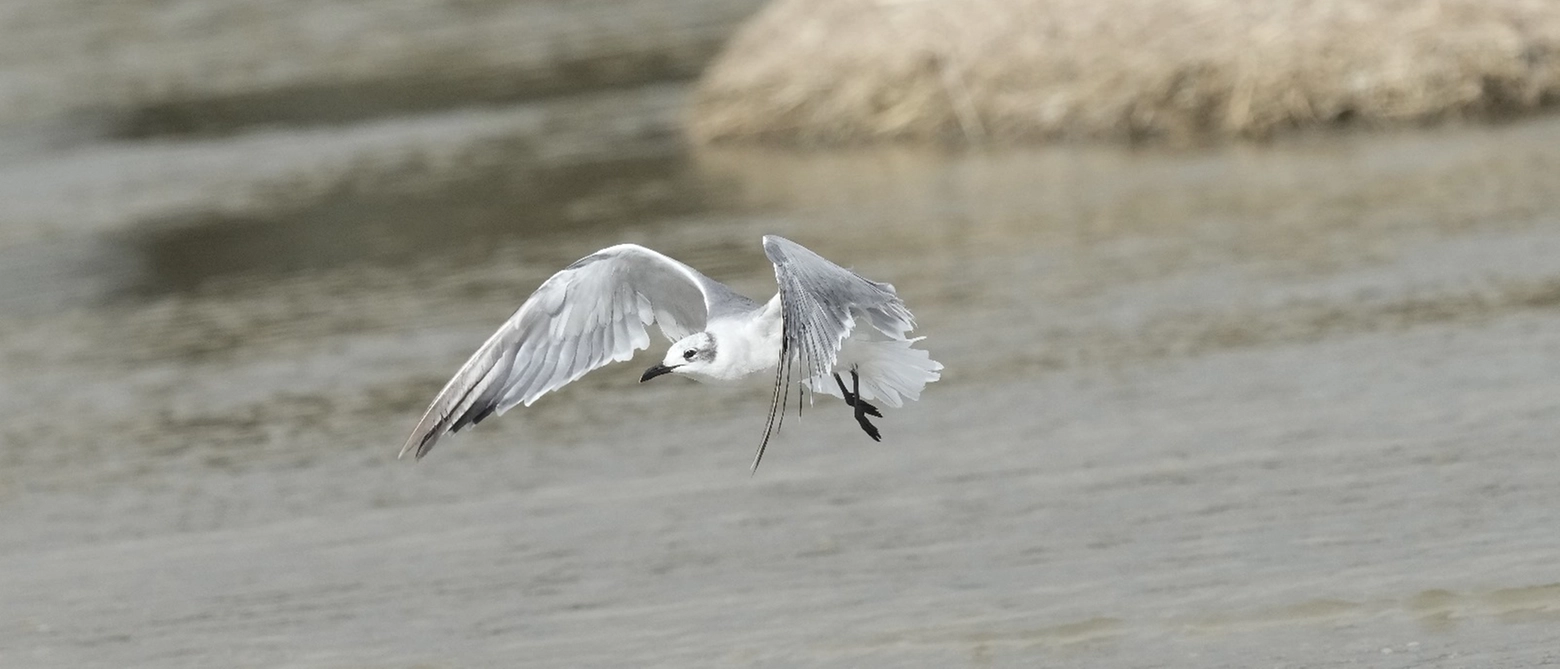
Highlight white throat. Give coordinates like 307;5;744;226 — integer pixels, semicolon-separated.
684;297;783;384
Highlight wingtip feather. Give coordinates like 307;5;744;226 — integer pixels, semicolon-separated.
398;426;437;461
749;445;766;475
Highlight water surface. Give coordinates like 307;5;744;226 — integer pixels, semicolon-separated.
4;9;1560;667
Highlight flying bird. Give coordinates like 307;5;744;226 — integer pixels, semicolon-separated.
400;235;942;471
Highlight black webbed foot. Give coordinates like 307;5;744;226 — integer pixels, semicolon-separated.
830;372;880;413
834;370;883;441
856;399;882;418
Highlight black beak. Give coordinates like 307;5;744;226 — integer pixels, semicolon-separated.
640;364;676;383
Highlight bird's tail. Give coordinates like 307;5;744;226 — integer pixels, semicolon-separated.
807;336;943;408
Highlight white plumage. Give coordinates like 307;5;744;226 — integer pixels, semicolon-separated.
401;235;942;470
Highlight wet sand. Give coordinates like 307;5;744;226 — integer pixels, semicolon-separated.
5;4;1560;667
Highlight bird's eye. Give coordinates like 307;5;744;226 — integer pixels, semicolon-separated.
682;349;697;361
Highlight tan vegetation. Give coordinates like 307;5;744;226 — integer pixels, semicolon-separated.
689;0;1560;145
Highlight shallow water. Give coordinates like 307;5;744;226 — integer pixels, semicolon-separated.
6;5;1560;668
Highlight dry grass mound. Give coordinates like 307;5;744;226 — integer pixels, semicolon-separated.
689;0;1560;145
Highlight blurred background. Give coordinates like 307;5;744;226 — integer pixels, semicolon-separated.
4;1;1560;667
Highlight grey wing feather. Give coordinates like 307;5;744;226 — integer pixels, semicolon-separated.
400;244;724;460
763;235;915;383
750;235;916;472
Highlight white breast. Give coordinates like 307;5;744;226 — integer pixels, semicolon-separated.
687;301;784;384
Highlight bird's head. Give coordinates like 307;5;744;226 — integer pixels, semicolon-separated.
641;332;717;382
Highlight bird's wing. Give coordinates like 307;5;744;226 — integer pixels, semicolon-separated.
401;244;720;460
754;235;916;470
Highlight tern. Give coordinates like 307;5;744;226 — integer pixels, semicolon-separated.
400;235;942;471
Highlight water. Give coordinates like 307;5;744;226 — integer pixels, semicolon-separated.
5;3;1560;668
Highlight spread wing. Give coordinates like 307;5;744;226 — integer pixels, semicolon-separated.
754;235;916;470
400;244;721;460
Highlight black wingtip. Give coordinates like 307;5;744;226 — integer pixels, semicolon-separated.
749;441;768;475
398;429;442;461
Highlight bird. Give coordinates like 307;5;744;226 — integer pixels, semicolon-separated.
399;235;942;471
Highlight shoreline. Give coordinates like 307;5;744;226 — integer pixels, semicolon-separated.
690;0;1560;146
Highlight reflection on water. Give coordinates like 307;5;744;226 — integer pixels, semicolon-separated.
5;67;1560;668
120;153;710;298
8;109;1560;373
113;54;709;140
0;83;702;312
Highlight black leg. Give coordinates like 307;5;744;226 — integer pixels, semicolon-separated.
832;373;881;417
849;369;881;441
